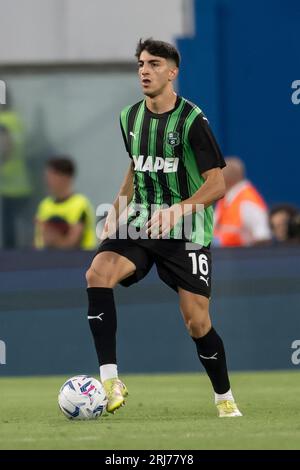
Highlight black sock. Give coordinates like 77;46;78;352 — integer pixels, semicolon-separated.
192;327;230;394
87;287;117;366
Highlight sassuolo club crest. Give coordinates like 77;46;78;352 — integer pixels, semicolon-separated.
167;131;180;147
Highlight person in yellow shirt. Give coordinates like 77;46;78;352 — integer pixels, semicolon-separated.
35;157;96;250
0;95;31;248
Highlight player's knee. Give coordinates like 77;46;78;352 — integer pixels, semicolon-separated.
85;266;115;288
180;298;211;337
85;267;100;286
185;317;211;337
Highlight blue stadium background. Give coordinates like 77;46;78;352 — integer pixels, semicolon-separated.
178;0;300;207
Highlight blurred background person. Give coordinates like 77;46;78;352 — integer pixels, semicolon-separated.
0;92;32;249
35;156;96;250
269;204;299;243
214;157;271;247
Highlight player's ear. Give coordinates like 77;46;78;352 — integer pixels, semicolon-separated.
168;66;179;82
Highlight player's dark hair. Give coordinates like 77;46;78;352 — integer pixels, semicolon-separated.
47;156;76;177
135;38;180;68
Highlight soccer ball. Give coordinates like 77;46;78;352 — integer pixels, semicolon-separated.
58;375;107;420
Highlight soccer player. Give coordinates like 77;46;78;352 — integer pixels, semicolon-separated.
86;39;242;418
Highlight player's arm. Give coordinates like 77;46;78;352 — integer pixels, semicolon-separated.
112;161;134;220
178;167;225;215
146;168;225;238
100;113;134;240
100;162;134;240
179;113;226;214
146;113;225;237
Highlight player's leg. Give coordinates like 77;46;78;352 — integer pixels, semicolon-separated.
178;287;242;417
85;251;135;412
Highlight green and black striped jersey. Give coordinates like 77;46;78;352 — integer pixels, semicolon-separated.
120;95;225;246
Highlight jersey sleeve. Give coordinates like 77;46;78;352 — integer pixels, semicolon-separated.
188;113;226;174
119;116;132;158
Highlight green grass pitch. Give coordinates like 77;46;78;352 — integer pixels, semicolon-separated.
0;371;299;450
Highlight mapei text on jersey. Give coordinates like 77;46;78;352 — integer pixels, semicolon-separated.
133;155;179;173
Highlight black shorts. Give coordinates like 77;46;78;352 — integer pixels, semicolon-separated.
96;229;212;298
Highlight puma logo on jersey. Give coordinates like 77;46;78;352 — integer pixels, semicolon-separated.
133;155;179;173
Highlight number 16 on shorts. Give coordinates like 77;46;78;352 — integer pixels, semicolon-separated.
188;252;210;287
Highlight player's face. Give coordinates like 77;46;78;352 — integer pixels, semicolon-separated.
138;50;177;98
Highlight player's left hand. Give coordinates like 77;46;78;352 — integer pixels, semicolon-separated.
145;204;183;239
